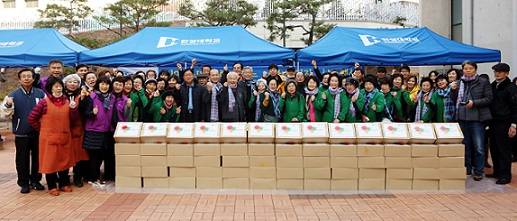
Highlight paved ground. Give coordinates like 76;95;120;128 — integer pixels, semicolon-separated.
1;128;517;220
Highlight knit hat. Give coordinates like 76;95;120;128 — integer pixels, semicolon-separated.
62;74;82;85
256;79;268;90
344;77;359;88
145;78;157;85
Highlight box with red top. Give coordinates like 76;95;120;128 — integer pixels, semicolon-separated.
433;123;464;144
220;123;247;143
382;123;410;144
275;123;302;144
355;123;383;144
328;123;356;144
302;122;329;143
247;123;275;143
114;122;142;143
167;123;194;144
194;123;220;143
408;123;436;144
140;123;168;143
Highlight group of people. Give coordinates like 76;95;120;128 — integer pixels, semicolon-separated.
1;58;517;195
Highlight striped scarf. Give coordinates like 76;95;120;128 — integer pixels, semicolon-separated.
436;86;455;122
456;74;477;110
329;87;342;120
415;90;432;122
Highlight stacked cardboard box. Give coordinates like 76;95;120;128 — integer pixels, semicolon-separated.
248;123;276;189
276;123;303;189
382;123;412;190
114;122;142;188
140;123;168;188
409;124;439;190
167;123;196;188
302;122;331;190
194;123;222;189
328;123;358;191
220;123;249;189
435;123;466;190
356;123;385;191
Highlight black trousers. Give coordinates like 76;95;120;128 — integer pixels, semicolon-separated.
14;136;42;187
87;149;104;182
45;169;70;190
73;160;89;180
489;121;513;180
103;133;116;181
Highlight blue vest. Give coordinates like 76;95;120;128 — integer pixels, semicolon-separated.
8;87;45;136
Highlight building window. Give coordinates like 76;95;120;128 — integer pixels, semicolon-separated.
26;0;38;8
2;0;16;8
451;0;462;42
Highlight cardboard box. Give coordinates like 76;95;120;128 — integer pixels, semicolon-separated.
114;122;142;143
302;122;329;143
167;144;193;156
140;156;167;167
439;168;466;179
411;144;438;157
196;177;222;189
194;156;220;167
433;123;464;144
275;123;302;144
276;144;302;156
330;144;357;156
382;123;410;144
115;176;141;188
143;177;169;188
331;179;358;191
222;156;249;167
358;179;385;190
140;123;168;143
249;156;276;167
359;168;386;179
167;123;194;144
140;143;167;156
248;143;275;156
412;179;439;191
357;157;385;168
220;123;248;143
222;168;249;178
386;169;413;179
302;144;330;157
247;123;275;143
330;157;358;169
223;178;249;189
408;123;436;144
169;177;196;188
413;168;439;179
170;167;196;177
116;155;141;166
194;123;220;143
412;157;440;168
304;168;331;179
141;166;168;178
386;179;412;190
250;178;276;189
277;179;303;190
328;123;356;144
276;157;303;168
439;179;466;191
220;143;248;156
168;156;194;167
384;145;412;157
385;157;413;168
304;179;330;190
331;168;359;179
276;168;304;179
439;157;465;168
357;145;385;157
115;166;141;177
303;157;330;168
194;143;221;156
249;167;276;178
115;143;140;155
196;167;222;177
355;123;383;144
438;144;465;157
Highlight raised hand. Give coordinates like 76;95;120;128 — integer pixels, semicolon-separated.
93;106;99;115
311;59;317;68
160;107;166;115
126;98;132;107
69;96;77;109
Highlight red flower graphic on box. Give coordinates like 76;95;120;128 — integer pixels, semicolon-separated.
387;125;397;132
226;125;235;132
306;125;317;132
148;125;156;131
360;125;370;132
414;126;424;133
281;125;290;132
334;125;344;132
254;124;262;131
440;125;450;133
199;125;208;133
121;125;128;130
174;126;182;132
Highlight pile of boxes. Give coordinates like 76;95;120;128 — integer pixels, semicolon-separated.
113;122;465;191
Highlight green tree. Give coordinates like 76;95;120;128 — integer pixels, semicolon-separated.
179;0;258;28
265;0;300;47
297;0;334;45
95;0;168;37
393;16;408;27
34;0;92;36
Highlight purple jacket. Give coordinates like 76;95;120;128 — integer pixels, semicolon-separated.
111;94;129;131
84;92;116;132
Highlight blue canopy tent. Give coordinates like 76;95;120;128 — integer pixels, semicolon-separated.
0;28;88;67
79;26;295;67
297;27;501;66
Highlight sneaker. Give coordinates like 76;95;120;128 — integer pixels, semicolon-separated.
473;175;484;181
48;188;60;196
30;182;45;191
73;176;84;188
20;186;30;194
496;178;511;185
